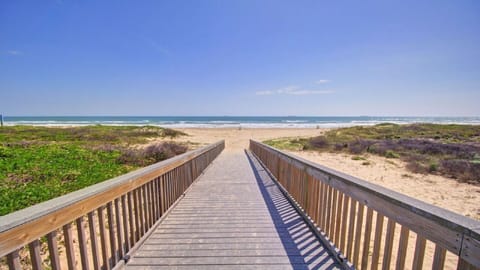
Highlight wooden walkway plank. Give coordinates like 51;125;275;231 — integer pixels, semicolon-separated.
125;151;342;270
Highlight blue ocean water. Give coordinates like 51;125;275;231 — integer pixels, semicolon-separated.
2;116;480;128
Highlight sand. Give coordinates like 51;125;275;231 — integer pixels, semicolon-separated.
169;128;480;221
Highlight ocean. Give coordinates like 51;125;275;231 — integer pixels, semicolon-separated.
2;116;480;128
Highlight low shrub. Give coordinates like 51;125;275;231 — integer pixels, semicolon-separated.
348;139;374;154
117;142;188;166
309;136;329;149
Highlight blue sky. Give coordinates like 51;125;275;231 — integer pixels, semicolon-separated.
1;1;479;116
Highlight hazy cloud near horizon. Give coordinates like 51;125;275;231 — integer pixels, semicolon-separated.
5;50;22;56
256;86;334;96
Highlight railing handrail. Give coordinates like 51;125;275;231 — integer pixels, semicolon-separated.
0;140;224;258
250;139;480;268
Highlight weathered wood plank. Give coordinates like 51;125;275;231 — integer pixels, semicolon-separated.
125;151;341;270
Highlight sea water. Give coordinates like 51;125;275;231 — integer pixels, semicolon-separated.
3;116;480;128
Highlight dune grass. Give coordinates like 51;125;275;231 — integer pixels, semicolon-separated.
264;123;480;184
0;125;187;215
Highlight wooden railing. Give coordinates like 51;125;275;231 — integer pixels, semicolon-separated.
0;140;224;270
250;140;480;270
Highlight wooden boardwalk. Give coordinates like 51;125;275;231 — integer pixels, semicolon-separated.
125;151;342;270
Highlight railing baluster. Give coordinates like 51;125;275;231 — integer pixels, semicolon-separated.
63;223;77;270
361;208;374;270
353;203;365;266
396;225;410;270
317;181;325;229
76;216;90;270
371;213;384;270
412;235;427;270
325;185;332;235
114;198;124;259
340;195;350;252
382;218;396;270
432;245;446;270
88;212;101;270
139;187;146;236
311;179;319;225
346;199;357;258
128;192;135;246
147;181;152;227
152;179;158;222
107;202;117;266
133;189;140;241
98;206;110;270
7;249;21;270
47;231;61;270
139;186;146;236
121;195;130;253
28;239;42;270
335;192;343;245
330;188;338;240
160;175;165;215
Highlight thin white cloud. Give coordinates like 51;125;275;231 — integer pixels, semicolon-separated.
256;85;334;96
255;90;275;95
140;35;171;55
149;41;170;55
6;50;23;56
286;89;334;95
315;79;330;84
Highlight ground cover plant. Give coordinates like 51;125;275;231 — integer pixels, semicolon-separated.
264;123;480;184
0;125;187;215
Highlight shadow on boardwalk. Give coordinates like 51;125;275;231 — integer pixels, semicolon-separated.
246;151;341;270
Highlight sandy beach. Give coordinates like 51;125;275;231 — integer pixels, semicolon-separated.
168;128;480;221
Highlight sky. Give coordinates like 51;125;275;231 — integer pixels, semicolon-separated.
1;1;479;116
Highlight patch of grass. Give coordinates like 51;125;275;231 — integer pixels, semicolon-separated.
362;161;371;166
0;125;185;145
263;138;309;151
263;123;480;184
385;150;400;159
352;156;366;161
0;126;187;215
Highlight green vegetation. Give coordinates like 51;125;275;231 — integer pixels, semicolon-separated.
0;125;187;215
262;138;310;151
264;123;480;184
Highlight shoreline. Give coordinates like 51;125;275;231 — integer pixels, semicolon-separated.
3;116;480;129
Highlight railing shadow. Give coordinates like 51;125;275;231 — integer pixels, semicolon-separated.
245;150;340;270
